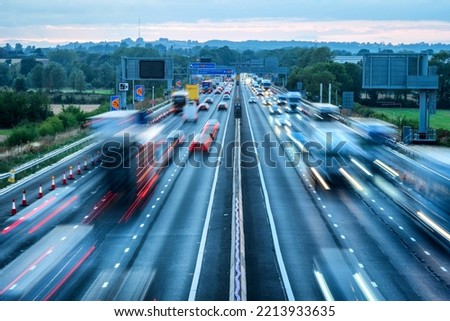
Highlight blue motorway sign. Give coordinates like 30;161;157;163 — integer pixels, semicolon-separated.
196;68;235;75
189;62;216;69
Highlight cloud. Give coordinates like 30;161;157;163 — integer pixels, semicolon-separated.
2;0;450;27
1;18;449;46
1;1;450;46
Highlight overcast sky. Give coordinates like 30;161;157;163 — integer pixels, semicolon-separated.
1;0;450;46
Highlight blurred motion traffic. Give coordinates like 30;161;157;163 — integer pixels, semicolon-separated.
0;74;449;302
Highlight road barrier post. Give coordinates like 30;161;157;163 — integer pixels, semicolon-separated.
50;176;56;190
68;166;74;180
21;190;28;206
37;184;43;199
11;198;16;216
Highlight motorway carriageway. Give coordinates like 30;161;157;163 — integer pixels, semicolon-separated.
0;84;449;301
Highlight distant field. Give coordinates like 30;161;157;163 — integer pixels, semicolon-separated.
60;88;113;95
0;129;13;136
0;129;12;142
371;108;450;131
90;89;114;95
50;104;100;114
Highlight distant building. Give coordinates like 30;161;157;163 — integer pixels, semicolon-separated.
332;56;363;64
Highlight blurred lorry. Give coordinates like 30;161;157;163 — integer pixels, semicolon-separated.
201;80;213;94
171;90;188;114
186;84;200;106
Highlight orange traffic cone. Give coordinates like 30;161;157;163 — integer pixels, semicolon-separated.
50;176;56;190
21;190;28;206
77;162;82;175
37;184;43;199
68;166;74;180
83;158;88;170
62;172;67;185
11;198;17;216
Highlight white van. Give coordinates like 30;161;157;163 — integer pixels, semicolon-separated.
182;101;198;123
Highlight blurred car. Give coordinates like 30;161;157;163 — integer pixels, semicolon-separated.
166;129;185;145
218;102;228;110
197;102;209;111
203;119;220;139
274;115;292;128
189;119;220;152
248;96;257;104
313;248;383;301
269;105;283;115
223;94;231;100
163;130;185;163
262;98;272;106
284;105;298;114
189;133;210;152
205;97;214;104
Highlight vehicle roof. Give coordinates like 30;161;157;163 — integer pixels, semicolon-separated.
349;117;397;128
205;119;219;125
88;110;140;119
167;129;184;138
287;91;302;97
193;133;212;144
171;90;188;96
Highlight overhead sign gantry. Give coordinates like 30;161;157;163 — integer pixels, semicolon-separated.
118;57;174;109
362;53;438;143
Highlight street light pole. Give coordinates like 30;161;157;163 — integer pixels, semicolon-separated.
152;86;155;107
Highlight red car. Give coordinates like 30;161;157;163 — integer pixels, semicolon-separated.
202;119;220;139
189;119;220;152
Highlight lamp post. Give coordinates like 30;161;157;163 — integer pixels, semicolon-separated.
152;86;155;107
